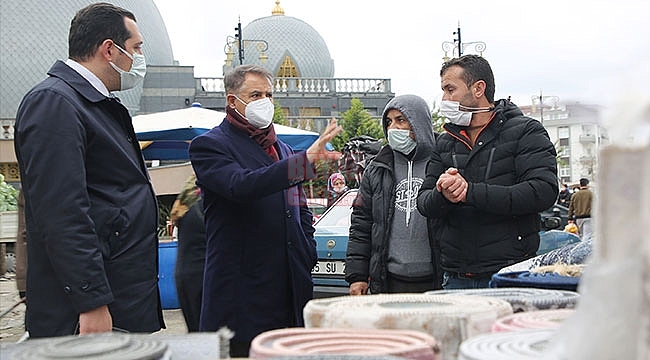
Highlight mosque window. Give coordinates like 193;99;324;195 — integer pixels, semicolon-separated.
277;56;299;78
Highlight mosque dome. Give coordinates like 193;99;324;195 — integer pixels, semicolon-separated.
0;0;175;119
223;1;335;78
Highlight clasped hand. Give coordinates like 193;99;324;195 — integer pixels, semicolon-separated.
436;167;467;203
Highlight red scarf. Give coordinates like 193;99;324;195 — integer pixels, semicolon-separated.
225;106;279;162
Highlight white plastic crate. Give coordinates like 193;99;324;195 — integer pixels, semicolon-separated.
0;211;18;242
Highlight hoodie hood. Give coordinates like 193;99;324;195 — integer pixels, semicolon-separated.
382;94;436;161
381;95;435;226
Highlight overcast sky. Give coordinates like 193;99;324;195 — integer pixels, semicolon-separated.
152;0;649;113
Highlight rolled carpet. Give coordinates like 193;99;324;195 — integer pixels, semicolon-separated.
249;327;440;359
426;287;579;312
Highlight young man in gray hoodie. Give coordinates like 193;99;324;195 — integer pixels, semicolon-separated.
345;94;442;294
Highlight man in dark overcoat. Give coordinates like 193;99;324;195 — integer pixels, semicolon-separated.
13;3;164;337
189;65;341;357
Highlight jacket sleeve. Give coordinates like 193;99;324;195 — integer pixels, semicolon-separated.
299;188;315;242
417;148;454;218
567;195;575;220
466;119;559;215
344;171;374;284
189;131;317;203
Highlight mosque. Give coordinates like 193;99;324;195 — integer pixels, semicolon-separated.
0;0;394;185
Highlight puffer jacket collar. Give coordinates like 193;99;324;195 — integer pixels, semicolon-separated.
442;99;522;148
369;145;394;170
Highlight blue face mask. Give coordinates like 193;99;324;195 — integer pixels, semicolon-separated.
109;43;146;91
387;129;416;155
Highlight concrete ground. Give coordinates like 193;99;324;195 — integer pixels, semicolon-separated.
0;272;188;344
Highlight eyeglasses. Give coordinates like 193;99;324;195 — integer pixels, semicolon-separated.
333;180;344;185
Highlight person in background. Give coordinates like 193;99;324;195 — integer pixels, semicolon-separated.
171;174;205;333
567;178;594;241
417;55;558;289
15;189;27;332
558;183;572;206
15;190;26;302
189;64;341;357
327;172;349;207
345;94;442;295
13;3;164;337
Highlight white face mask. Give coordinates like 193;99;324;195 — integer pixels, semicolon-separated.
234;95;274;129
110;43;146;91
440;100;493;126
387;129;416;155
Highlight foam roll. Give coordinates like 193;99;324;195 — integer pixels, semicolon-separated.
458;329;555;360
304;293;513;360
249;327;441;359
491;308;575;332
303;296;351;328
426;287;580;312
11;333;170;360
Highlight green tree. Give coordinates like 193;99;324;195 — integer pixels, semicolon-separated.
431;100;446;134
330;98;384;151
0;174;18;211
272;100;287;125
304;98;383;197
554;139;568;166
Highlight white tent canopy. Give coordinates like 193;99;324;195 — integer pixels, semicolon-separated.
133;106;223;134
132;106;324;160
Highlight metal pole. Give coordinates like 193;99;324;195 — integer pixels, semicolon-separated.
456;25;463;56
539;90;544;125
236;20;244;65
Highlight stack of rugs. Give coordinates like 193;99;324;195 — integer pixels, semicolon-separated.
249;288;580;359
492;239;593;292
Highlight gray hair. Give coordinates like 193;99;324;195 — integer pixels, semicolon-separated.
223;64;274;94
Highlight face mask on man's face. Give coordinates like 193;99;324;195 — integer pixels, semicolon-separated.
439;100;493;126
109;43;146;91
387;128;416;155
234;95;274;129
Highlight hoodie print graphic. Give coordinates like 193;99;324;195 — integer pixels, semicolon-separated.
394;171;423;226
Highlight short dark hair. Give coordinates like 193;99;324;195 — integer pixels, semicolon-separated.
440;54;495;103
580;178;589;186
223;64;274;94
68;2;136;61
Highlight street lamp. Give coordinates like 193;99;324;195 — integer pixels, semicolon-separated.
532;92;560;124
441;23;486;62
224;18;269;66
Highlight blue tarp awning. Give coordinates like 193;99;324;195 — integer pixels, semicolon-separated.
133;106;329;160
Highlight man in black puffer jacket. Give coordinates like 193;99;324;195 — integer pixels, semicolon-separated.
417;55;558;289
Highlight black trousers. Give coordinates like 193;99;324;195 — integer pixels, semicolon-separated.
386;273;435;293
230;340;251;358
174;271;203;332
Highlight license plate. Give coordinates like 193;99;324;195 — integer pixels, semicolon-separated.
312;260;345;276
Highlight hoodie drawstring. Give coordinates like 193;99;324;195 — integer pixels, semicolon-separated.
406;159;412;226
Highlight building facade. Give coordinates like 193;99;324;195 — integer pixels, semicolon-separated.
0;0;394;185
520;97;607;186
